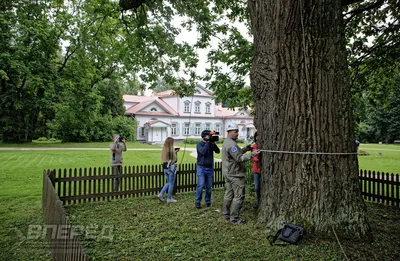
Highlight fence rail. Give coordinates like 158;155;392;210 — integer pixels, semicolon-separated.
42;170;89;261
49;162;223;204
48;164;400;206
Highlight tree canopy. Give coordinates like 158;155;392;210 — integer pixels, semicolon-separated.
1;0;398;142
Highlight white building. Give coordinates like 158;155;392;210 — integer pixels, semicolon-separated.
123;84;255;143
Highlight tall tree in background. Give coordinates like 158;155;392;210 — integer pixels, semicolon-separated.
0;0;138;142
346;0;400;143
0;1;59;142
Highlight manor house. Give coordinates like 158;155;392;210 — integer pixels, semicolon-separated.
123;84;255;143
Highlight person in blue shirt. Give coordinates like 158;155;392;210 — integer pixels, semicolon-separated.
195;130;220;208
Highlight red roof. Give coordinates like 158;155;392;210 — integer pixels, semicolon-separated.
124;95;179;116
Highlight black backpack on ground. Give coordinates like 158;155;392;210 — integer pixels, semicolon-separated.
267;224;305;245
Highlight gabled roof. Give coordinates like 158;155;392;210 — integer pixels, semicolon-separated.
147;120;170;127
234;110;251;116
194;83;214;96
123;94;154;103
125;96;179;116
214;104;252;118
155;90;176;97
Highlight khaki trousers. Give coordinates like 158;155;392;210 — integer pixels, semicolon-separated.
222;175;246;221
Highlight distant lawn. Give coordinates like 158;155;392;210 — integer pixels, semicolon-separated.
358;144;400;174
0;141;159;148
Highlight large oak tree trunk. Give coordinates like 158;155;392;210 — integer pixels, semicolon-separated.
248;0;371;238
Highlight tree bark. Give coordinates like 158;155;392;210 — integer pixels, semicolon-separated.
248;0;371;238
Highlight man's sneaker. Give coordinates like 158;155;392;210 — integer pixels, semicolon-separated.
206;203;212;207
195;203;201;209
167;198;177;203
230;219;247;225
157;194;164;202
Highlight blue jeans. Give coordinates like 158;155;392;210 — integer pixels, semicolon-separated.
160;168;176;199
195;165;214;204
254;172;261;203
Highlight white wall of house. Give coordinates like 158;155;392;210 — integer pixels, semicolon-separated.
125;85;255;143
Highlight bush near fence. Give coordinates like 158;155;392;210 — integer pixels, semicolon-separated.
42;164;399;260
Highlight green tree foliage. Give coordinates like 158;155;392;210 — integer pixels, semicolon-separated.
345;0;400;142
1;0;398;143
0;0;136;142
0;1;59;142
354;65;400;142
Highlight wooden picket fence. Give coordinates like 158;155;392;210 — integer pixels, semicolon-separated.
42;165;399;260
359;169;400;207
47;162;223;204
42;170;89;261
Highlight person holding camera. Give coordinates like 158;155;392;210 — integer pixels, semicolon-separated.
158;137;180;203
110;134;127;192
195;130;221;208
222;123;260;224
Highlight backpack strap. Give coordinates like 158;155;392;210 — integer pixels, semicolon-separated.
267;228;282;246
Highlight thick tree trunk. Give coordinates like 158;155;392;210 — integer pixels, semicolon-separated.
248;0;371;238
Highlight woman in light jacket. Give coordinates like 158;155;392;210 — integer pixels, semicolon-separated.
158;137;179;203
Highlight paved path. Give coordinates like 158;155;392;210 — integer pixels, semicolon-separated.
360;147;400;152
0;147;223;162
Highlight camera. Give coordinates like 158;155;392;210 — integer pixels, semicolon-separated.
118;136;124;142
202;130;219;142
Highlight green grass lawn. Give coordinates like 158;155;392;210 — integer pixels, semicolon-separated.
358;144;400;174
0;140;196;149
0;147;196;260
63;189;400;261
0;142;399;260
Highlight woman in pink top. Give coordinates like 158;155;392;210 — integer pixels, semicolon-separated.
251;132;261;209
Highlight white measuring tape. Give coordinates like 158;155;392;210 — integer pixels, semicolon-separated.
259;149;358;155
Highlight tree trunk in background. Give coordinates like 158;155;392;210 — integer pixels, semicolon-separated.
248;0;371;238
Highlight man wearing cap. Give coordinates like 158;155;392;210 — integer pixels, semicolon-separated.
195;130;220;209
222;122;260;224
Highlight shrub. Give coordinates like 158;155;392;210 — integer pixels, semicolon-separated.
37;137;48;141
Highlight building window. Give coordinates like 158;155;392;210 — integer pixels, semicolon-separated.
195;101;201;113
215;124;221;133
171;123;177;135
150;107;157;111
140;127;145;137
205;102;211;114
205;123;211;131
184;123;190;135
240;112;245;115
184;100;191;113
195;123;201;135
